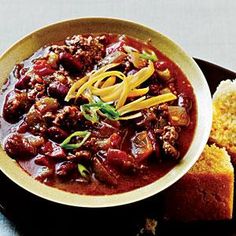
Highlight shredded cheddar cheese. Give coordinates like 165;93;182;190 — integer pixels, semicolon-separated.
64;61;177;120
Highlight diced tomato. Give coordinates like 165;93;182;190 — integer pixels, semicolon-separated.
33;60;55;76
109;133;122;148
107;148;137;172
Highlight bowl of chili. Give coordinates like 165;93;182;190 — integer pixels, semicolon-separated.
0;17;212;207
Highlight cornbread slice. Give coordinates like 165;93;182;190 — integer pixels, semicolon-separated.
164;144;234;221
210;79;236;164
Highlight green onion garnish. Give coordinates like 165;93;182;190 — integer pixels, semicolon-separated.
139;52;158;62
80;100;120;122
60;131;91;149
78;163;90;179
80;105;99;123
123;45;158;62
99;102;120;120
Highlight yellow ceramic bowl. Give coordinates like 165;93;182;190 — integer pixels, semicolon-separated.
0;18;212;207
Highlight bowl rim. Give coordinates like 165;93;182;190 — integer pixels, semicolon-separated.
0;17;212;208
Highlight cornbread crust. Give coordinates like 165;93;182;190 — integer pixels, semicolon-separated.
164;144;234;221
210;79;236;164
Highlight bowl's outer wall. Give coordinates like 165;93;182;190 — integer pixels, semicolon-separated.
0;18;212;207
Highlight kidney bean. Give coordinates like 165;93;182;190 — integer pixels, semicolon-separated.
4;133;36;159
55;161;76;176
41;141;66;159
34;155;50;167
47;81;69;99
13;64;23;79
178;93;192;112
15;75;31;89
35;166;54;182
59;52;83;72
47;126;68;142
36;67;55;77
3;90;32;123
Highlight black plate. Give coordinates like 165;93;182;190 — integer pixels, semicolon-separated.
0;59;235;236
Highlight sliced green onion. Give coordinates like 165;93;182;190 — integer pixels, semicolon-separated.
139;52;158;62
78;163;90;179
123;45;138;53
80;101;120;121
60;131;91;149
100;102;120;120
123;45;158;62
80;105;99;123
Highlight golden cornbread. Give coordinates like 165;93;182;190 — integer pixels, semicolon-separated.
210;79;236;164
164;144;234;221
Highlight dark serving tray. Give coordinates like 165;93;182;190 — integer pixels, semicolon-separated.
0;59;235;236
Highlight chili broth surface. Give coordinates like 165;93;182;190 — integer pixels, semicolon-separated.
0;34;196;195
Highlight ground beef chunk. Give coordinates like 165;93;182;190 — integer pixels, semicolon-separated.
65;35;105;60
53;106;84;130
160;126;179;159
53;35;106;74
162;141;179;159
74;150;92;161
83;137;97;150
161;126;179;144
135;108;157;128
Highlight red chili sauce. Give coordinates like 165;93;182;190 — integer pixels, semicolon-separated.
0;34;196;195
